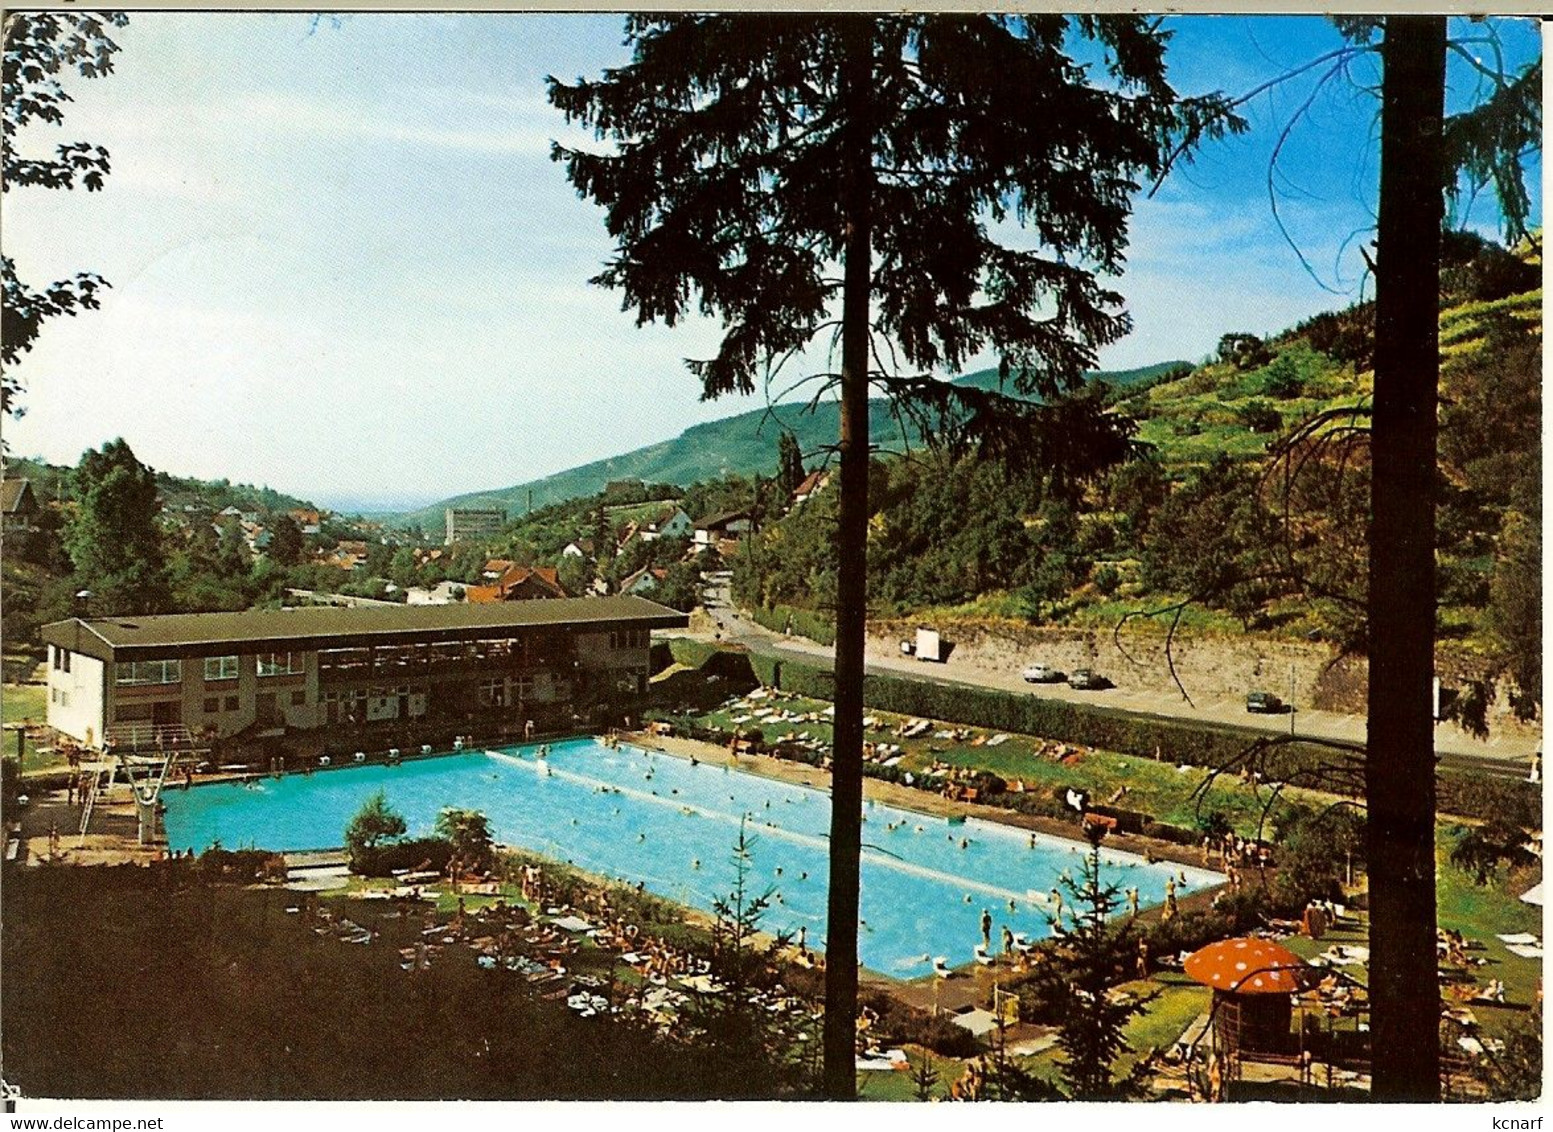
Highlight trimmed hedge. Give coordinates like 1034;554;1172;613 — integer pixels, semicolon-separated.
667;638;722;670
748;604;837;647
749;652;781;688
349;836;456;877
198;845;288;882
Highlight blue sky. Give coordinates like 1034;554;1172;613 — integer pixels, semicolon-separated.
4;13;1540;511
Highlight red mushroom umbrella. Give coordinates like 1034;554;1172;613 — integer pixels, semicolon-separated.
1184;937;1310;995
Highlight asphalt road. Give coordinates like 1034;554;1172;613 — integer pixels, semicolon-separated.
692;582;1539;781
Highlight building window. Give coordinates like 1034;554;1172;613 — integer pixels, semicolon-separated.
115;659;182;686
51;688;70;707
258;651;304;677
203;697;220;713
224;695;240;712
515;674;534;701
609;628;649;650
290;690;307;706
478;677;506;708
319;648;370;676
52;646;71;673
204;655;240;682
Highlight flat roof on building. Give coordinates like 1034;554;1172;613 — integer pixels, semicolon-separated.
42;595;687;662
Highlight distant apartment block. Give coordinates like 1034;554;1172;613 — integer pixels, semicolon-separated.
445;507;506;546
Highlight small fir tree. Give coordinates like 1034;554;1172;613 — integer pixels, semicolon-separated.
1042;824;1155;1099
344;790;407;871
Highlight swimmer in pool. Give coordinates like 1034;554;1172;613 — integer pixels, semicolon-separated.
775;867;783;876
692;859;700;869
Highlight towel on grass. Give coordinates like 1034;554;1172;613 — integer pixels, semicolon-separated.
1496;932;1540;946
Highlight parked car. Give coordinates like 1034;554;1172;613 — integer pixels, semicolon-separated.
1022;663;1063;684
1067;669;1109;690
1246;690;1285;714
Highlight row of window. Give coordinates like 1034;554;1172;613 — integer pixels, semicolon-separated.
114;652;305;686
609;629;650;650
316;638;568;675
115;659;183;686
200;689;306;714
51;647;72;673
477;674;537;708
50;687;70;707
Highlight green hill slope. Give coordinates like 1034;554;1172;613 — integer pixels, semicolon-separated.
394;361;1188;530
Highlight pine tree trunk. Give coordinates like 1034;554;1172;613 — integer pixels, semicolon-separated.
1366;14;1445;1102
821;22;874;1102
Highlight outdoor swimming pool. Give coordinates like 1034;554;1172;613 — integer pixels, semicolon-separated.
162;738;1220;972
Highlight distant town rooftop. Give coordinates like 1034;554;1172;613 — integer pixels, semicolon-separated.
42;595;687;661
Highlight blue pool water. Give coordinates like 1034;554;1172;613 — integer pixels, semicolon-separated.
162;738;1220;973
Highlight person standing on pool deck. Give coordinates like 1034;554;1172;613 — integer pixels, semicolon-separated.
980;908;992;949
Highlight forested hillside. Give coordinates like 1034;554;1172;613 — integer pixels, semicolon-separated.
392;362;1188;531
732;231;1542;722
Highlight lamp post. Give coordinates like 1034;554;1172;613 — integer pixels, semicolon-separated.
1289;663;1296;738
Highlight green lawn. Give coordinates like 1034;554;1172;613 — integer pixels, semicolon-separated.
0;682;65;772
671;693;1331;839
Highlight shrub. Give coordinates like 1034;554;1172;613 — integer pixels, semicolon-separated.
1437;771;1541;828
351;836;455;878
198;844;287;882
1234;399;1282;433
862;989;983;1058
1260;355;1304;399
